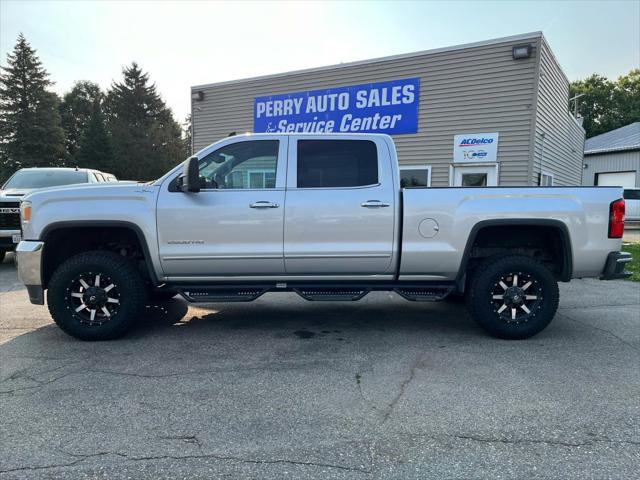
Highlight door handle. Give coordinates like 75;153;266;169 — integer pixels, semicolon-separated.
250;201;280;208
361;200;390;208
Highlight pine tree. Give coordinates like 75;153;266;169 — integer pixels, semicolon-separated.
76;100;113;173
60;81;102;161
104;62;186;180
0;34;65;180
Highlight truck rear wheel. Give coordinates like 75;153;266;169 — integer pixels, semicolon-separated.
47;250;146;341
467;255;559;340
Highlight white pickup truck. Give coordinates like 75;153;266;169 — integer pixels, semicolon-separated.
16;134;631;341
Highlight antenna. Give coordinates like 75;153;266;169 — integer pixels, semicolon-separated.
569;93;585;119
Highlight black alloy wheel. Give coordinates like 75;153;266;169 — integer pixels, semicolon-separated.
48;250;146;340
467;255;559;340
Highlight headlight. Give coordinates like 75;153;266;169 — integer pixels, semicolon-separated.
20;201;32;224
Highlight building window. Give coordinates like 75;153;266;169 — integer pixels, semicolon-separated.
400;165;431;188
540;171;554;186
461;173;488;187
248;170;276;189
297;140;378;188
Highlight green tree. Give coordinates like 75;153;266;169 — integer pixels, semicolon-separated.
76;100;113;172
0;34;66;181
60;80;102;162
615;69;640;128
183;114;192;156
104;62;186;180
571;69;640;138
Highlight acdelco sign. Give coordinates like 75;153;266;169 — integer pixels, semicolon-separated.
454;132;499;163
459;137;495;147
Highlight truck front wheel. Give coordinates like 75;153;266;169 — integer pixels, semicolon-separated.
467;255;559;340
47;250;147;340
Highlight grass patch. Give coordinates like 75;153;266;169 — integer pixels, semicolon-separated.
621;243;640;281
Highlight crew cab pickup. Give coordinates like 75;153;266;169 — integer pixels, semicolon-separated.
16;134;632;341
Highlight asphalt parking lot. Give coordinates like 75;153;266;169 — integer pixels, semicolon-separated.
1;253;639;479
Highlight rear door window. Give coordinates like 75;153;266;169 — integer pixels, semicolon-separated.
296;140;378;188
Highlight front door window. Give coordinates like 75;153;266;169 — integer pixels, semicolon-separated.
198;140;279;190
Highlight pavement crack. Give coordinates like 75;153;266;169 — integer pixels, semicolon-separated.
396;431;640;448
453;433;640;448
0;452;124;474
0;371;77;396
160;434;202;449
0;451;371;474
126;453;371;473
557;312;640;353
382;352;425;423
354;371;384;416
85;365;276;379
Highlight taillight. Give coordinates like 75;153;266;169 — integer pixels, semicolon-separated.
608;198;625;238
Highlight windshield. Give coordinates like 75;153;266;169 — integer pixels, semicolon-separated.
3;170;88;189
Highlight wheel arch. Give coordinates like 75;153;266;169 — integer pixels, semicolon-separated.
455;219;573;291
40;220;159;288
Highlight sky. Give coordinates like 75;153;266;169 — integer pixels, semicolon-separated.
1;0;639;121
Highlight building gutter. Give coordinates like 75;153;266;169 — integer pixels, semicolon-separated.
527;36;543;186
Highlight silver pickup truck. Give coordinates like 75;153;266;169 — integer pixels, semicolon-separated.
15;133;631;341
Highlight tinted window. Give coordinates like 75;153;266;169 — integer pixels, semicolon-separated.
297;140;378;188
3;170;89;189
624;189;640;200
198;140;279;190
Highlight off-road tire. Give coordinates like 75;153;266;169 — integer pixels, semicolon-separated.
48;250;147;340
466;255;559;340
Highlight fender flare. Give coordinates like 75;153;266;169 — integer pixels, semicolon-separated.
39;220;159;286
455;219;573;291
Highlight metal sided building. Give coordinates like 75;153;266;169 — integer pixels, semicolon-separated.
191;32;585;188
582;122;640;188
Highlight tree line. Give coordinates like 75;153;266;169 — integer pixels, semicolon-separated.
2;33;638;185
0;34;190;183
570;69;639;138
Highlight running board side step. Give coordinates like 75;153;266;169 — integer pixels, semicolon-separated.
171;282;456;303
178;287;268;302
294;288;369;301
394;286;454;302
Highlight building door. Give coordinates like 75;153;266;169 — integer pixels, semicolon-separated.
453;164;498;187
595;171;636;188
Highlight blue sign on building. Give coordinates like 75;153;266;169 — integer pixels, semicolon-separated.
254;78;420;135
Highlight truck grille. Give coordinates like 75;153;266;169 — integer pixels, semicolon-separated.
0;202;21;230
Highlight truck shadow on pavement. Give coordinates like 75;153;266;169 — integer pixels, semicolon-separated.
129;293;479;341
1;292;482;352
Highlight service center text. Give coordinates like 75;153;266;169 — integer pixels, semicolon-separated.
254;78;420;135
